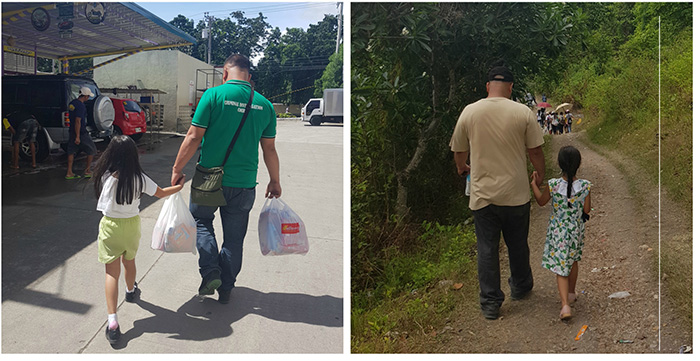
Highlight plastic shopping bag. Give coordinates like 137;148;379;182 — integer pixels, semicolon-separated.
258;197;309;256
151;193;197;254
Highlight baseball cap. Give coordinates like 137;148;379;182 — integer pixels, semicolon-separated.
79;87;95;97
488;66;514;83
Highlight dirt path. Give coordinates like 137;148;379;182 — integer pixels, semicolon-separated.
438;131;691;353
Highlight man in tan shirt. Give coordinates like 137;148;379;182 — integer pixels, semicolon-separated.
450;65;545;319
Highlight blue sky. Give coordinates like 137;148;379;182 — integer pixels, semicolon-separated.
137;2;340;32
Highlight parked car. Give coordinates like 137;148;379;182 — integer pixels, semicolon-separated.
110;98;146;141
2;74;114;162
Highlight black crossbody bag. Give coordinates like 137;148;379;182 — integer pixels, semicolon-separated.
190;85;255;206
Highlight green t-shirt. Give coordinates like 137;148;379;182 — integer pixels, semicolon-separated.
192;80;276;188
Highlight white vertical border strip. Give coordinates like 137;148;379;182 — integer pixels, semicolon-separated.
343;0;351;355
657;15;661;353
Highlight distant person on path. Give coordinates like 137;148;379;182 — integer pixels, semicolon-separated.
530;145;592;321
542;93;547;102
565;110;573;133
65;87;97;180
551;112;560;134
93;135;184;344
171;54;281;305
4;111;40;169
450;65;546;320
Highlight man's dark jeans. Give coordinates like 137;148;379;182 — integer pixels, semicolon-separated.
190;187;256;292
472;202;533;311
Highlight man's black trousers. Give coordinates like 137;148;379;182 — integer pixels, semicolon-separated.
472;202;534;310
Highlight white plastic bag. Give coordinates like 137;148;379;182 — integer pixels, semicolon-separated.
258;197;309;256
151;193;197;254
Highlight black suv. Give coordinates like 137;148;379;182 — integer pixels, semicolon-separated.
2;75;114;162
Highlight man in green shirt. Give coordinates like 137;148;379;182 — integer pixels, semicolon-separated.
171;54;281;304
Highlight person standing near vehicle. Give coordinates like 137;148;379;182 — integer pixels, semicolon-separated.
65;87;97;180
4;111;40;169
171;54;281;304
450;65;545;320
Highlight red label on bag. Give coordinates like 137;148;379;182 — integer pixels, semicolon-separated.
281;223;300;234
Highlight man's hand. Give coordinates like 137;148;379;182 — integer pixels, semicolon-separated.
458;163;471;177
171;169;185;187
453;151;470;176
74;137;81;145
265;180;281;198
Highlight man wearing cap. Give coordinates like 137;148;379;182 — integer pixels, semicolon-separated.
450;65;546;319
65;87;97;179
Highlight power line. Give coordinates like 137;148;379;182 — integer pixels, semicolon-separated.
186;3;333;21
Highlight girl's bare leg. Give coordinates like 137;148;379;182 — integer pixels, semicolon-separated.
556;275;572;319
122;256;136;291
105;260;121;314
568;261;579;303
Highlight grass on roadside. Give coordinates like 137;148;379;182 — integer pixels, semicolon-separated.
351;222;478;353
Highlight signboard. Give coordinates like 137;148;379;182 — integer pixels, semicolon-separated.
85;3;107;24
3;46;35;74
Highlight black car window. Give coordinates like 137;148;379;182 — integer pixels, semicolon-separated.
2;83;17;104
123;100;141;113
306;100;320;113
31;82;61;107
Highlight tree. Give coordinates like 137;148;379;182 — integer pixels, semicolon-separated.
352;3;576;222
314;47;343;97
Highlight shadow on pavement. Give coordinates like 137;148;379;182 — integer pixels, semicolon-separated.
112;287;342;349
2;136;197;303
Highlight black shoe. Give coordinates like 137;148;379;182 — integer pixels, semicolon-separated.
217;288;231;304
481;305;500;320
125;283;140;303
105;325;121;344
511;289;532;301
198;270;222;296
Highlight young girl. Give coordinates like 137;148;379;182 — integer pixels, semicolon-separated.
93;135;184;344
530;145;592;321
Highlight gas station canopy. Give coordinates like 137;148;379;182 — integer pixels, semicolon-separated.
2;2;197;61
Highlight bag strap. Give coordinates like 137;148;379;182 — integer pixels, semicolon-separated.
221;84;255;166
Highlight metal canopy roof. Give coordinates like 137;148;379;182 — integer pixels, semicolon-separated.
2;2;197;60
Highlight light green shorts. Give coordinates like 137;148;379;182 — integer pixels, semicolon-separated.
97;215;141;264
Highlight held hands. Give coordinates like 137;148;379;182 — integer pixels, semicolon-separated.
266;180;281;198
531;170;544;188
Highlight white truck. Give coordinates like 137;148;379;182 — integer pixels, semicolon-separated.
302;88;343;126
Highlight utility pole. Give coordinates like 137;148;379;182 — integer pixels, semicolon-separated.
206;13;212;65
335;2;342;54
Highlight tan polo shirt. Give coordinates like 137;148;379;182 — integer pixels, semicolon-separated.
450;97;544;210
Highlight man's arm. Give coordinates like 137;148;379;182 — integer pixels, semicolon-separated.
453;151;470;176
260;137;281;198
527;145;545;186
171;125;206;186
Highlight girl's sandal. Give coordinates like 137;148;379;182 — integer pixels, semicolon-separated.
560;305;572;321
568;293;577;304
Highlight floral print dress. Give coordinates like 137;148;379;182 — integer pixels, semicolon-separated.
542;178;592;277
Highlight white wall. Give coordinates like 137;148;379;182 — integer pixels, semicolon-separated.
93;50;214;131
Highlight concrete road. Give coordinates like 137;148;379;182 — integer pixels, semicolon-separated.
1;120;343;353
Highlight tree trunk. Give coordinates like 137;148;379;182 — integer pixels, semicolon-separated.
395;47;441;219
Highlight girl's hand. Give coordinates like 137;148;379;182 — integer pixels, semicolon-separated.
530;171;539;187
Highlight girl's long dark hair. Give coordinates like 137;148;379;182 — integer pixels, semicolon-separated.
93;135;145;205
557;145;581;207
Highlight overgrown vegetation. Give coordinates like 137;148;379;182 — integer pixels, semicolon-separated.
541;2;692;324
351;3;579;352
